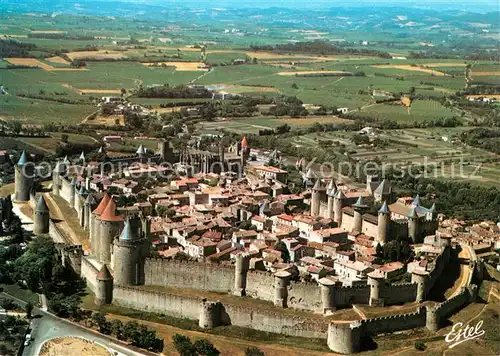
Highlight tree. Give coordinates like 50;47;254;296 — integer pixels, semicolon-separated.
273;241;290;262
11;120;22;135
25;301;33;319
193;339;220;356
61;134;69;143
414;341;426;351
173;334;196;356
245;347;265;356
291;83;298;89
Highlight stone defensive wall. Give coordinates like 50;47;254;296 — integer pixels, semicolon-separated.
144;258;235;293
384;283;418;305
112;284;329;339
81;256;99;294
333;285;370;307
60;178;74;204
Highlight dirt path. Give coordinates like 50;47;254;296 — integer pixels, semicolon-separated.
106;314;338;356
448;246;471;298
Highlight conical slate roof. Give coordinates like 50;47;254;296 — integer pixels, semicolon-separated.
374;179;392;195
352;195;368;209
327;179;337;196
429;203;436;213
408;207;418;219
412;194;421;207
305;168;317;179
70;177;77;186
92;192;110;215
100;199;124;222
136;144;146;155
312;179;326;191
378;201;390;214
96;264;113;281
79;151;85;162
98;146;104;154
17;151;28;166
35;195;49;213
85;193;97;205
335;189;346;200
54;161;66;173
63;156;69;164
119;220;134;241
78;186;87;195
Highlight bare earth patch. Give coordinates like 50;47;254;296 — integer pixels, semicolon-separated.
472;71;500;76
45;56;71;65
60;84;121;95
277;115;350;126
65;50;126;61
140;61;208;71
277;70;347;76
372;64;447;76
4;58;86;71
39;337;110;356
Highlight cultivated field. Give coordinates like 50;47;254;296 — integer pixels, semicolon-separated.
372;64;447;76
65;50;127;61
4;58;86;71
140;61;208;71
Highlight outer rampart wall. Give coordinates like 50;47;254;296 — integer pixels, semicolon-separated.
384;283;418;305
81;257;99;294
333;285;370;307
112;285;329;339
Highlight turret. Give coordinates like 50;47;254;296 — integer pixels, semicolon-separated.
326;180;337;219
136;144;147;163
113;218;147;286
377;201;391;244
303;168;317;188
52;161;66;196
411;270;428;302
327;321;362;354
69;177;77;208
198;298;220;329
99;198;124;264
233;253;250;296
319;277;336;314
14;151;34;202
352;195;368;234
33;195;50;235
425;305;439;332
240;136;249;175
84;193;96;231
310;179;326;218
95;264;113;305
274;270;291;308
408;207;419;243
368;270;385;307
91;193;111;257
79;151;85;164
333;190;345;226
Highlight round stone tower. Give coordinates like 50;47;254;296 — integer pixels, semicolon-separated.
14;151;34;202
352;195;368;234
334;190;345;226
198;298;220;329
95;264;113;305
368;270;385;307
84;193;97;231
274;270;291;308
327;321;362;354
319;277;336;314
113;218;147;286
425;304;439;331
408;207;420;243
51;161;66;196
69;177;77;208
240;136;249;175
33;195;50;235
99;198;124;264
376;201;391;244
326;179;337;219
233;253;250;296
90;193;111;257
310;179;326;218
411;270;429;302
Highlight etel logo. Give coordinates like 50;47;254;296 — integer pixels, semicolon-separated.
444;320;485;349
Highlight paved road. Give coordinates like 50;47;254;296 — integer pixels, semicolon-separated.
24;310;145;356
0;292;145;356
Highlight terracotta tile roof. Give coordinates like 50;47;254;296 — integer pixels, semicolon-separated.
92;192;110;215
100;199;124;222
